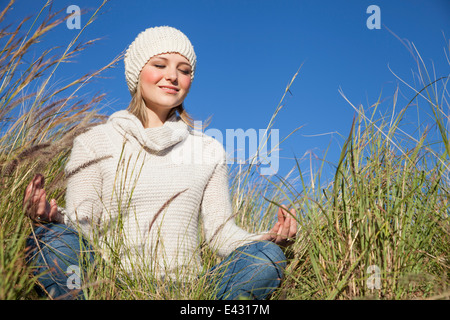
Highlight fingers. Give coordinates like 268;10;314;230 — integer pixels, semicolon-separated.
277;205;286;224
23;176;38;217
275;205;297;246
48;199;60;222
23;174;50;222
263;205;298;245
36;188;48;220
23;176;37;208
283;206;297;238
34;173;45;188
26;174;44;201
277;208;291;243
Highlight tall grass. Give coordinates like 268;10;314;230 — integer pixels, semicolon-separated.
273;40;450;299
0;0;118;299
227;37;450;300
0;0;449;300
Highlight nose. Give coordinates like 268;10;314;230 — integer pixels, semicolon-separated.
164;66;178;82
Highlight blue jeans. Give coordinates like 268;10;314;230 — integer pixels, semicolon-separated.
26;223;286;300
206;240;286;299
25;223;94;299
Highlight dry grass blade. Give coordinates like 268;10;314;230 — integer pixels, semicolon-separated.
147;189;188;233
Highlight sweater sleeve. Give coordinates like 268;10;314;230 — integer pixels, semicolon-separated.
63;134;104;241
200;143;263;257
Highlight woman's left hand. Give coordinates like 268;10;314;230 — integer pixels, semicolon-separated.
261;205;297;247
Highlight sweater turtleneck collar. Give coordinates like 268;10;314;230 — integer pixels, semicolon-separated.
108;109;190;152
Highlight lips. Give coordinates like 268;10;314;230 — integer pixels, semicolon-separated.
159;85;179;93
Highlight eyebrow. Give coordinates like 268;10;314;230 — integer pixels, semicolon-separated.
151;56;191;67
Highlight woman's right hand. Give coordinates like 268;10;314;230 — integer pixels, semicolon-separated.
23;174;63;224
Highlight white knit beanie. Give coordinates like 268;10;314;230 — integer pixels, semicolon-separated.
124;26;197;95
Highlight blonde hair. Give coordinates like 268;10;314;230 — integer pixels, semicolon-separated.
127;77;196;129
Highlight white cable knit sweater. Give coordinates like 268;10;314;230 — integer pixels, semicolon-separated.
63;110;262;279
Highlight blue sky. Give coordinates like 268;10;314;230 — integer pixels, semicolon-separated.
5;0;450;182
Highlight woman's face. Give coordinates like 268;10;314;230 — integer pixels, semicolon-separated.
139;52;192;116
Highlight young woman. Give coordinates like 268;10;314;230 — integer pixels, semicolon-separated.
23;26;297;300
